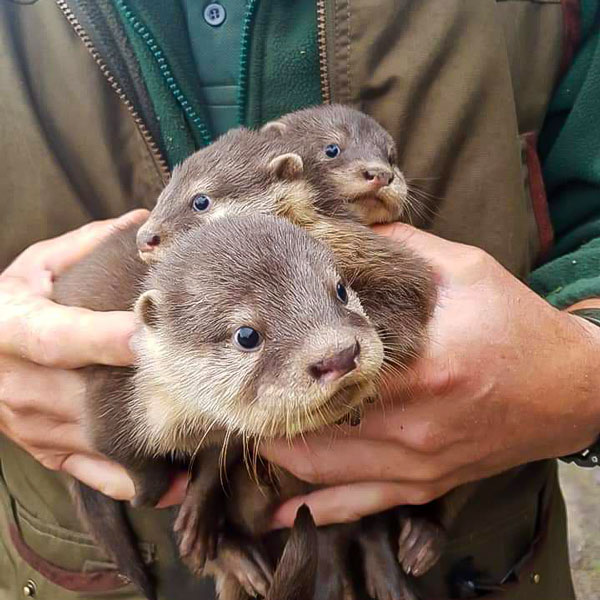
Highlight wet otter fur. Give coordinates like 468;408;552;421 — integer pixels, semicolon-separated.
53;214;386;599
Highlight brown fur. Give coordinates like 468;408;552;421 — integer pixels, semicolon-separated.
261;104;408;225
53;215;385;599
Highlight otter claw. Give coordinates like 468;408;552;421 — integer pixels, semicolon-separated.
215;535;273;598
397;517;447;578
336;407;363;426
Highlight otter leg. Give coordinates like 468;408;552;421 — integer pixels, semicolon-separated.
314;525;356;600
359;513;418;600
396;509;446;578
174;445;242;573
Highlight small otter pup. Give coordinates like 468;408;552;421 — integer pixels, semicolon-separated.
53;214;385;599
260;104;409;225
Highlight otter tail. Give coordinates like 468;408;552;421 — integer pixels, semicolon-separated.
266;504;318;600
70;480;156;600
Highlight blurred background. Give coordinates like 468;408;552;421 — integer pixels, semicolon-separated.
560;463;600;599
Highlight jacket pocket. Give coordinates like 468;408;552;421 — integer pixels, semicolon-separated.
1;477;155;598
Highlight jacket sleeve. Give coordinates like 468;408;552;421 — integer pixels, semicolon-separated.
528;1;600;307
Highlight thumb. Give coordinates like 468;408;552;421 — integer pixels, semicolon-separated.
372;223;471;272
5;209;150;280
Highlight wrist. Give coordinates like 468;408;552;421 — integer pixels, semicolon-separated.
559;307;600;460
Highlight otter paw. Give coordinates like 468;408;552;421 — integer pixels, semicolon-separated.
216;535;273;598
173;494;221;572
397;517;446;578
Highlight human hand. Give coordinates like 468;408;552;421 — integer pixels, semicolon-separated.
0;210;171;503
261;224;600;527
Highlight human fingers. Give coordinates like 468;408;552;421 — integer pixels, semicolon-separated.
0;408;97;461
373;222;496;289
0;354;87;422
0;288;136;367
269;480;451;529
260;436;450;488
62;454;137;501
372;223;462;263
5;209;149;280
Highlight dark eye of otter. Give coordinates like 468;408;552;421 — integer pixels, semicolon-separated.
325;144;341;159
388;149;398;165
336;282;348;305
234;327;263;351
191;194;211;212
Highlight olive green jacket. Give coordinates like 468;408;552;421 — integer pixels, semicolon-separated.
0;1;585;599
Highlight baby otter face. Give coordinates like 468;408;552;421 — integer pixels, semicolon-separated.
133;215;383;452
263;104;408;225
136;128;315;264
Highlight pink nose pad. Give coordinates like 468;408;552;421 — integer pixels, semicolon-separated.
364;169;394;187
138;233;161;253
309;342;360;384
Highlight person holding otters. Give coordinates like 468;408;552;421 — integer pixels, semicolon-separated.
1;2;600;599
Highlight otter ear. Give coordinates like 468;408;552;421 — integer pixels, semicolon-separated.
135;290;162;329
261;121;287;136
268;153;304;180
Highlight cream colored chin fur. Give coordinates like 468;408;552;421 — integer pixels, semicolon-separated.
129;314;384;452
329;165;407;224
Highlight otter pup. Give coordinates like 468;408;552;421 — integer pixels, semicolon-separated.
53;214;386;599
260;104;409;225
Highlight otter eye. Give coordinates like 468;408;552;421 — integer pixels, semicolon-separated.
388;149;398;165
234;327;263;351
325;144;341;159
191;194;211;212
336;282;348;305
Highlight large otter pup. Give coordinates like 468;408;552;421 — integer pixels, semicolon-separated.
53;214;388;599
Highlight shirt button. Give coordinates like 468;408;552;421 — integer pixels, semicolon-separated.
204;3;226;27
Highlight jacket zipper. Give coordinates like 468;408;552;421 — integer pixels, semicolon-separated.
316;0;331;104
55;0;171;182
238;0;260;126
114;0;213;148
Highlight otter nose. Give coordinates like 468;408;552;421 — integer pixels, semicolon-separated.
309;342;360;384
364;169;394;187
137;231;161;254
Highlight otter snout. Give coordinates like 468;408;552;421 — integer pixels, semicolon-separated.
363;167;394;188
136;226;162;260
308;341;360;384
